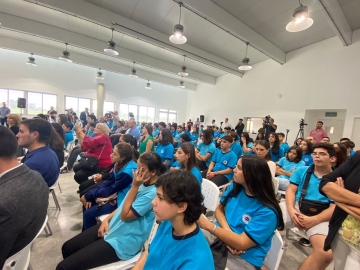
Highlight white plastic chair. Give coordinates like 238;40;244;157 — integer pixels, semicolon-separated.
202;179;220;220
99;214;109;222
49;178;61;211
57;162;68;193
91;220;160;270
3;216;48;270
272;177;279;195
263;230;284;270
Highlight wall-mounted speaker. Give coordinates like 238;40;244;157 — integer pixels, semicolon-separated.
200;115;205;122
17;98;26;108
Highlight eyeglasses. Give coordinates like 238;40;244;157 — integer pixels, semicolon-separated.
311;152;328;157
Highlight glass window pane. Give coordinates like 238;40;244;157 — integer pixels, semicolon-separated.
119;104;128;120
168;113;177;123
147;107;155;123
78;98;90;116
65;97;79;114
28;92;43;115
9;90;24;114
129;105;138;121
169;110;177;113
43;94;57;114
159;112;168;123
0;89;8;104
92;100;97;116
104;101;114;114
139;106;147;123
159;109;168;112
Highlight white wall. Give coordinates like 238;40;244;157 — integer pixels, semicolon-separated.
187;29;360;144
0;48;189;122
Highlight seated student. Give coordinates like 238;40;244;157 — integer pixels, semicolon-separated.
177;133;191;148
284;143;335;269
332;142;348;168
339;138;356;156
213;126;220;143
105;118;113;130
278;132;290;153
184;125;191;136
56;152;166;270
254;140;276;178
49;125;65;168
190;125;199;146
268;132;285;162
255;128;265;140
171;142;203;186
62;122;74;147
198;155;284;270
300;139;314;166
80;143;137;231
276;146;305;190
320;136;330;144
173;125;184;146
155;128;174;170
152;123;160;140
87;122;96;137
120;134;140;160
202;135;238;186
240;132;254;155
110;121;125;147
196;129;216;171
133;170;214;270
342;140;356;157
296;138;304;146
199;124;204;134
229;131;244;158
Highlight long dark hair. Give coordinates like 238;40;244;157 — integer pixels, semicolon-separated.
254;140;271;161
178;143;198;171
122;134;138;149
49;126;65;152
286;146;302;163
202;129;213;145
269;132;280;155
114;142;134;171
256;128;265;140
51;123;65;140
160;128;173;145
221;155;284;230
240;132;252;146
140;124;153;142
301;139;313;154
139;152;167;175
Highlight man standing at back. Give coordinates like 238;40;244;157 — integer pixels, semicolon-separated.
80;107;89;127
17;119;60;187
310;121;328;143
0;102;10;127
126;119;141;142
0;126;48;268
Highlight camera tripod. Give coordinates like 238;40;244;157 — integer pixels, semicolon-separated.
294;126;305;145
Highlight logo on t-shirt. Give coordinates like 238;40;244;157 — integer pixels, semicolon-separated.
242;214;252;224
304;158;309;162
223;160;228;165
161;150;164;153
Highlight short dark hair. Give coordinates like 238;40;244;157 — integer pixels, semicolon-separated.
221;135;233;143
37;113;47;120
21;119;52;144
160;128;173;145
63;122;73;130
180;133;191;142
159;122;166;128
322;136;330;140
0;126;18;160
343;140;355;149
239;118;243;121
312;143;336;157
317;121;324;125
89;122;96;128
155;170;203;225
139;152;167;174
88;115;97;121
340;137;350;142
286;146;302;163
277;132;285;138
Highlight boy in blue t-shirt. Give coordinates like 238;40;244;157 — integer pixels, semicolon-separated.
277;132;290;153
202;135;237;186
62;121;74;147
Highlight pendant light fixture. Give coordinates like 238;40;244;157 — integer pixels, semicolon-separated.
59;43;72;63
286;0;313;32
238;42;252;71
145;80;152;89
96;68;104;79
104;28;119;56
178;55;188;76
178;77;185;88
169;2;187;44
26;53;37;66
129;62;138;78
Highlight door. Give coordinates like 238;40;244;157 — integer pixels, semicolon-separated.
318;118;344;143
351;118;360;150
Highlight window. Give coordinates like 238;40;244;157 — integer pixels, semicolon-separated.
43;94;57;114
139;106;155;123
0;89;25;114
119;103;128;120
119;103;155;122
28;92;57;115
104;101;115;114
65;96;91;116
92;100;97;116
159;109;177;123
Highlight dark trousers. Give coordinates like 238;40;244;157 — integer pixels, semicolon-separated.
73;164;104;185
1;117;8;127
197;160;208;171
79;180;103;197
66;146;83;170
56;224;119;270
82;202;117;231
201;170;229;186
111;135;121;148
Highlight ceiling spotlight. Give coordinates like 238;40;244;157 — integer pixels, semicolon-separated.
129;62;138;78
170;2;187;44
104;28;119;56
26;53;37;66
145;80;152;89
96;68;104;79
238;42;252;71
178;77;185;88
59;43;72;63
178;55;188;76
286;1;313;32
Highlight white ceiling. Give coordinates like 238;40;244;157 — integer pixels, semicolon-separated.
0;0;358;89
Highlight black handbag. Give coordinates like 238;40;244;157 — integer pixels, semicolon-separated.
78;138;108;170
298;167;329;216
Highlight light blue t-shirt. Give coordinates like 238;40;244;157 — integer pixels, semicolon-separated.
174;131;184;141
190;133;199;145
243;142;254;155
217;184;278;268
197;142;216;167
211;149;238;181
171;162;202;187
277;157;305;180
144;220;214;270
104;183;156;260
230;141;244;158
302;153;313;166
280;143;290;154
213;131;220;142
153;128;160;138
156;143;174;169
270;146;285;162
114;160;138;206
290;166;333;204
64;131;74;147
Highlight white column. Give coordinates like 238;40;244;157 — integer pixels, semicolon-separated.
97;83;105;118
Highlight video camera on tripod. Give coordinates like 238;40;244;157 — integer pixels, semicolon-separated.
264;115;271;125
299;118;308;129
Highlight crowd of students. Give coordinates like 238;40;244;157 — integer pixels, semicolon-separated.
1;110;359;270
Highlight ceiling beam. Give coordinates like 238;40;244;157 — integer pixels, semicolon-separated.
180;0;287;64
317;0;352;46
0;12;214;85
25;0;243;76
0;35;197;90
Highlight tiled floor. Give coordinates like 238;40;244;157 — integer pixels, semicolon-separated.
30;172;333;270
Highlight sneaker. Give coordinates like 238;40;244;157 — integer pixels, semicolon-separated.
299;237;311;247
60;168;72;174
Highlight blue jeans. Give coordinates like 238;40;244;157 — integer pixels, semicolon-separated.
278;177;290;191
82;201;117;231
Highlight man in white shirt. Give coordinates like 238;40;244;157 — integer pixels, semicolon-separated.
221;118;232;129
